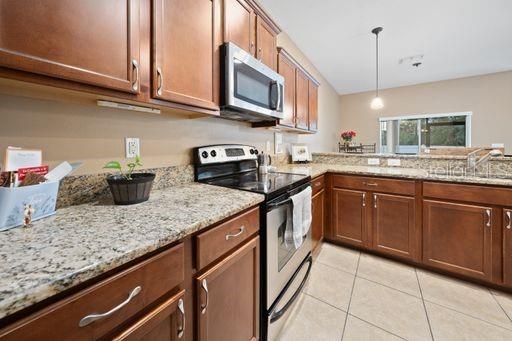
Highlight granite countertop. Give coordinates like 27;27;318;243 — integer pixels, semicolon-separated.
0;183;264;320
275;163;512;187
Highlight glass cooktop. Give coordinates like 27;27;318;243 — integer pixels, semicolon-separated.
205;171;309;196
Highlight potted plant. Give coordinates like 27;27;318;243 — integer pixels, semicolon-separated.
341;130;357;146
103;155;155;205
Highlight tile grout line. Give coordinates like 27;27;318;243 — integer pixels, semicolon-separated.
303;291;407;341
415;268;435;341
355;274;422;299
423;297;512;332
347;313;408;341
489;288;512;323
340;252;361;341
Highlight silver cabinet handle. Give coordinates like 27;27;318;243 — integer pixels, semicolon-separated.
200;279;209;314
132;59;139;91
156;67;163;96
507;211;512;230
373;194;377;208
362;193;366;207
486;209;491;227
226;226;245;240
365;182;378;187
177;298;185;338
315;181;322;187
79;286;141;327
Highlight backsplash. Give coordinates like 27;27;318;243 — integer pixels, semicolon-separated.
312;152;512;176
57;165;194;208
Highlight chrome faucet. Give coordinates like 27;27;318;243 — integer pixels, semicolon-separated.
467;148;503;173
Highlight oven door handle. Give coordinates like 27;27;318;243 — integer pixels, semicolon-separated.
268;197;292;209
269;255;313;323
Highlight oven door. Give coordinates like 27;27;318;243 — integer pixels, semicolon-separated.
266;188;312;309
224;42;284;118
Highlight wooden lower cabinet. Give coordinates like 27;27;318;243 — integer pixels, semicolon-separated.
504;209;512;286
196;237;259;341
112;290;186;341
423;200;494;281
372;193;416;260
311;189;325;252
331;188;367;247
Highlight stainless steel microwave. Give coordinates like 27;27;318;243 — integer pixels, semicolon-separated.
221;42;284;123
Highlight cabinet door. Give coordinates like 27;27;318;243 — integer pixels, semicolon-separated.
308;81;318;131
312;189;325;252
223;0;256;55
332;188;367;247
372;193;416;260
197;237;259;341
256;16;277;70
277;52;296;127
113;290;186;341
0;0;140;93
423;200;494;281
153;0;219;110
504;209;512;286
295;69;309;130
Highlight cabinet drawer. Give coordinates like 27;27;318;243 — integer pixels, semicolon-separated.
196;207;259;270
312;175;325;195
332;175;415;196
1;244;184;341
423;182;512;206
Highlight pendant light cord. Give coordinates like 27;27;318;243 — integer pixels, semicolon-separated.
376;31;379;97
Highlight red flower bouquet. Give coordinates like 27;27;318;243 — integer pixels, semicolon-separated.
341;130;356;142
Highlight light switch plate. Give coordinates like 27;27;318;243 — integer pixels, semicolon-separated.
387;158;401;166
125;137;140;158
367;158;380;165
492;143;504;148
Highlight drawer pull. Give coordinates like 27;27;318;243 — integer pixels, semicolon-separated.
362;193;366;207
156;67;163;96
486;209;491;227
507;211;511;230
365;182;378;187
79;286;142;327
315;181;322;187
200;279;209;314
132;59;139;91
225;226;245;240
177;298;185;338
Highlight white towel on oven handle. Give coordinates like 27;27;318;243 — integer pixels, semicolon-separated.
290;186;312;248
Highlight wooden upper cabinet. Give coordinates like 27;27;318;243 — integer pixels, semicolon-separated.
277;51;296;127
0;0;141;93
423;200;494;281
331;188;367;247
152;0;219;110
308;80;319;131
372;193;416;261
504;209;512;286
196;237;259;341
223;0;256;54
295;69;309;130
256;16;277;70
112;290;186;341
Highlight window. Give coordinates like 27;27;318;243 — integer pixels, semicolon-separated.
379;112;471;154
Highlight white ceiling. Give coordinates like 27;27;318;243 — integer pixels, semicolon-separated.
258;0;512;95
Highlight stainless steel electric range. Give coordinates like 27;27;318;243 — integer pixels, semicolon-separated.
193;144;313;341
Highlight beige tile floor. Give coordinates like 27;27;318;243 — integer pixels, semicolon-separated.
276;243;512;341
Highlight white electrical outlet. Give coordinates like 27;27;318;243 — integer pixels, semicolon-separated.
367;158;380;165
387;158;401;167
125;138;140;158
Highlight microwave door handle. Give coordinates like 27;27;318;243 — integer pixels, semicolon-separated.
276;83;281;111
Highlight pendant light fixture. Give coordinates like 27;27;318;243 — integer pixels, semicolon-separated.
370;27;384;110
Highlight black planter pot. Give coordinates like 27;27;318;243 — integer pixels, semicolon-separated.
106;173;155;205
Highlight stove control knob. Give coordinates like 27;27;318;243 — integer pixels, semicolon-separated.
254;149;259;155
210;150;217;157
201;151;208;159
249;149;255;155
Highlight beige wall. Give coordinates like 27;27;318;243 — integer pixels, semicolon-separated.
340;71;512;153
0;32;342;175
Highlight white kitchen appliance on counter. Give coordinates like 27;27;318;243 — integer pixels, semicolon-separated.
291;144;312;163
